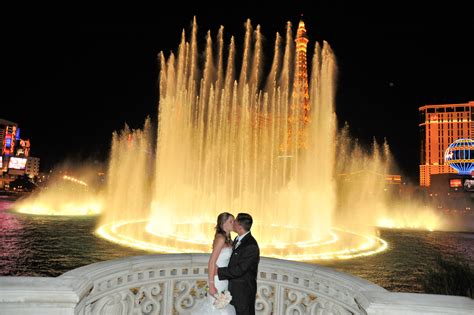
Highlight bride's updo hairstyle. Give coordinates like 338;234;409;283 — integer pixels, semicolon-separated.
215;212;233;246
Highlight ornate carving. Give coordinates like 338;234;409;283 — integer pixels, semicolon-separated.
310;299;353;315
86;283;163;315
174;280;198;313
256;284;274;314
71;258;365;314
283;288;353;315
285;288;312;314
89;291;135;314
135;284;163;314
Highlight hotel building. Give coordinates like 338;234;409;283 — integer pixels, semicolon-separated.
0;118;40;188
419;101;474;186
26;157;40;178
0;119;18;156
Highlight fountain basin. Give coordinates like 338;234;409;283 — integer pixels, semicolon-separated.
97;220;388;260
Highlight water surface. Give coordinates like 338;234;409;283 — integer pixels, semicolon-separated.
1;197;473;293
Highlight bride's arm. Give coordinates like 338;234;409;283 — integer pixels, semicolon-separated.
208;234;225;295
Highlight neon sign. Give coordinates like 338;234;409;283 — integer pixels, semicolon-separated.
8;157;27;170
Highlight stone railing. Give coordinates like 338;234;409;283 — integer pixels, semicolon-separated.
0;254;473;314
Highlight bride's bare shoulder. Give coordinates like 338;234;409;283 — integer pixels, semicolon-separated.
214;233;226;241
212;233;225;246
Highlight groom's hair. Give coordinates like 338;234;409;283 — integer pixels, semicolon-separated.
236;213;253;231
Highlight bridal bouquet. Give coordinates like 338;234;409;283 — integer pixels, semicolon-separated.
213;290;232;309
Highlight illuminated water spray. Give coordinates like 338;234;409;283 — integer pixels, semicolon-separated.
15;174;102;216
97;18;440;260
10;17;438;254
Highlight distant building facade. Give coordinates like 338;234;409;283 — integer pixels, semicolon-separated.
0;118;40;189
26;157;40;178
419;101;474;186
0;119;18;156
429;173;474;212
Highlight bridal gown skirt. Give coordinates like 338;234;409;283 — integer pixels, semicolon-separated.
189;294;236;315
188;275;236;315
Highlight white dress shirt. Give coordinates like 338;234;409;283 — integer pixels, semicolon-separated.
235;231;250;247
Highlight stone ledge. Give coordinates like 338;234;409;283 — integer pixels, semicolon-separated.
355;291;474;315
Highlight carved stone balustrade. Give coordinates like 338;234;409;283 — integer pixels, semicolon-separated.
1;254;473;314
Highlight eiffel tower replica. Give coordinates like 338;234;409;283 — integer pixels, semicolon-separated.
284;17;310;152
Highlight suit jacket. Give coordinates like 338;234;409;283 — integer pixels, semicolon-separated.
218;232;260;315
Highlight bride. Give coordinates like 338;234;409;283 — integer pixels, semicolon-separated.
190;212;236;315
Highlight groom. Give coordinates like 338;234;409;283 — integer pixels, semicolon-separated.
218;213;260;315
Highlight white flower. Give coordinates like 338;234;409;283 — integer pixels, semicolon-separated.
213;290;232;309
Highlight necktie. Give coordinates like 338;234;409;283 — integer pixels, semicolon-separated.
233;236;239;249
235;237;242;249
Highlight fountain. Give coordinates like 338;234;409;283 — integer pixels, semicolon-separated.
14;164;103;216
4;18;474;315
95;18;442;261
11;17;439;259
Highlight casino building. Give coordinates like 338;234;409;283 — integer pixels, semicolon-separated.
0;118;39;189
419;101;474;187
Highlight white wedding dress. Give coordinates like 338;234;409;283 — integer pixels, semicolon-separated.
189;246;236;315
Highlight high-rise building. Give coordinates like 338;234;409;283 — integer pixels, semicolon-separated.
419;101;474;186
0;118;39;189
26;156;40;178
0;119;18;156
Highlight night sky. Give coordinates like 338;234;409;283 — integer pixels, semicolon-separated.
2;4;473;182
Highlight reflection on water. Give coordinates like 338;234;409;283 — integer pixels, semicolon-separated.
325;229;474;292
0;198;146;277
1;198;473;292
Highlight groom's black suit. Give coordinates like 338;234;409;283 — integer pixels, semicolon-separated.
218;232;260;315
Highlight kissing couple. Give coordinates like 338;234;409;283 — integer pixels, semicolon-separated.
190;212;260;315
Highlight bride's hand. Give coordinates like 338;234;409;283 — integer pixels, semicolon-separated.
209;284;217;296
